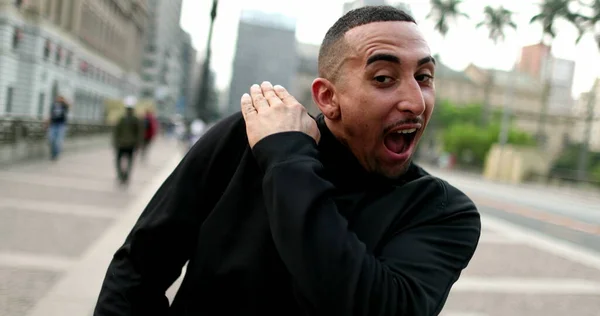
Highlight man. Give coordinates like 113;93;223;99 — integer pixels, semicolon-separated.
94;6;480;315
112;100;143;184
46;95;69;160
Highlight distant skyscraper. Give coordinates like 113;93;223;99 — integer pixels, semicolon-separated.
226;10;298;116
140;0;185;118
179;29;197;117
343;0;413;16
343;0;386;14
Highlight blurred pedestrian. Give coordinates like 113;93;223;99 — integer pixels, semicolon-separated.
112;97;143;184
46;95;70;160
140;109;159;161
188;118;206;149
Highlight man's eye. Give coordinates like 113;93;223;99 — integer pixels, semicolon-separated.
416;74;434;83
374;76;394;84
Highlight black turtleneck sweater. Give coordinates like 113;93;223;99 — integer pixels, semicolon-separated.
94;112;481;316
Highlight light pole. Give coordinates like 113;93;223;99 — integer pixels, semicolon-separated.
577;89;596;183
196;0;218;121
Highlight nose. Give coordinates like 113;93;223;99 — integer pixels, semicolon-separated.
395;78;426;116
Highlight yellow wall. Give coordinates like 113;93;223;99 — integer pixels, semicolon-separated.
483;144;552;184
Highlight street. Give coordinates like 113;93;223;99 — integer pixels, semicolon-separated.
0;143;598;316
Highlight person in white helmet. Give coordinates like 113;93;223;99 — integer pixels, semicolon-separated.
112;98;143;184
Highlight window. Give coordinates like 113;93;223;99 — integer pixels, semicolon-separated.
66;51;73;66
37;93;46;118
80;60;89;73
44;39;51;60
55;46;62;64
142;59;155;67
5;87;14;114
145;44;156;53
12;27;22;49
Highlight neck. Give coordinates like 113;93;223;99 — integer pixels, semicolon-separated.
317;114;417;188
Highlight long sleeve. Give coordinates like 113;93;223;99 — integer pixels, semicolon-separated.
252;132;481;316
94;113;249;316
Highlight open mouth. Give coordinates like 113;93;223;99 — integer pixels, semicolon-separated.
383;128;418;155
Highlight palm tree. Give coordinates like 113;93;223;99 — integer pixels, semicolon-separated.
427;0;470;38
426;0;469;102
529;0;583;143
476;6;518;126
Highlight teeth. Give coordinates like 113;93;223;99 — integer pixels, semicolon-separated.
395;128;417;134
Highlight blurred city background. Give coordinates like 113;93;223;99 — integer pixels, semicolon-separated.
0;0;599;315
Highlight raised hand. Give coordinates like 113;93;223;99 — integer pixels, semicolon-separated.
241;81;320;148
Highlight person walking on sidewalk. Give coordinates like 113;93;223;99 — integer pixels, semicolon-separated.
112;98;143;184
140;109;159;161
46;95;70;160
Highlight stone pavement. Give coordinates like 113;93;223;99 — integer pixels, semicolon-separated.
0;137;183;316
2;141;600;316
434;168;600;316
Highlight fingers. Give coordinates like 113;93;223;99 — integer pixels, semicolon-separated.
240;93;255;119
250;84;269;112
273;85;299;105
260;81;283;107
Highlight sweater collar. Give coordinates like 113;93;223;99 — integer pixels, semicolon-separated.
315;113;423;191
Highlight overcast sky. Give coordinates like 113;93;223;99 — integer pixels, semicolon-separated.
181;0;600;98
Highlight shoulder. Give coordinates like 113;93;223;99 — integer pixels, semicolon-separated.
183;111;249;166
404;164;480;225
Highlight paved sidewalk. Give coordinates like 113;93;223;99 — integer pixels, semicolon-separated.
0;138;183;316
433;167;600;316
3;144;599;316
441;214;600;316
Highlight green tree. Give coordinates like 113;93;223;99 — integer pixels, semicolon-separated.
476;5;518;126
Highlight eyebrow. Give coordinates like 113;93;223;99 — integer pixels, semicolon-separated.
419;56;436;66
365;54;436;67
366;54;399;66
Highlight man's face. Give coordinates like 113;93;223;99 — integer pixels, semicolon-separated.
330;21;435;178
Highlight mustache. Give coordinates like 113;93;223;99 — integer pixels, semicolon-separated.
383;117;424;134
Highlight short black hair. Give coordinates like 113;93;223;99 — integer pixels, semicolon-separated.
318;6;416;81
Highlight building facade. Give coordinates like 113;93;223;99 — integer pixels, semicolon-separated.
572;79;600;152
226;10;298;116
139;0;184;119
0;0;148;121
291;42;319;116
517;42;575;115
178;28;196;117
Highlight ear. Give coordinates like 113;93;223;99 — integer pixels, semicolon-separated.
311;78;341;121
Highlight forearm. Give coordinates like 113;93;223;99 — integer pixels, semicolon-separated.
254;132;479;315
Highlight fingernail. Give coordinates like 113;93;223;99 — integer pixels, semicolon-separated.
251;84;260;89
241;93;250;99
262;81;272;86
274;85;284;90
